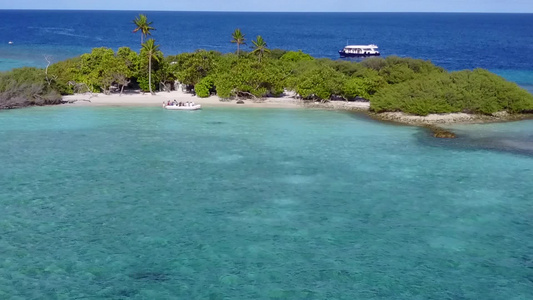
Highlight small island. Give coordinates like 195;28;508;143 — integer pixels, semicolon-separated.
1;15;532;130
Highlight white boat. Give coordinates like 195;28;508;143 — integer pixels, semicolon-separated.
339;44;380;57
164;104;202;110
8;41;13;45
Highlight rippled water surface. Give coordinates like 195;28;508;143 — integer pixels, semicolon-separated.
0;12;527;66
0;107;532;299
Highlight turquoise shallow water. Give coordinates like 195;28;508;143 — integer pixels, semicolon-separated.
491;70;533;94
0;107;532;299
441;120;533;156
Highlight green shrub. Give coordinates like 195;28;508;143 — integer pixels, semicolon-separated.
361;57;387;71
279;50;314;62
342;77;372;99
370;69;533;115
268;48;288;60
137;77;155;93
327;60;366;77
172;50;221;86
378;56;444;84
212;57;289;98
195;76;215;98
287;66;346;100
0;67;62;109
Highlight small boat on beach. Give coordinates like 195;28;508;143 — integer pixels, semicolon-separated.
339;44;380;57
164;104;202;110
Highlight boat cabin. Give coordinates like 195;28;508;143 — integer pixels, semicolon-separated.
339;44;380;57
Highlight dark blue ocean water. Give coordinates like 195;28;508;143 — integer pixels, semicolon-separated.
0;10;533;89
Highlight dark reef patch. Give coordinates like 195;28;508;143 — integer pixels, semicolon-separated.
129;271;170;282
416;127;533;157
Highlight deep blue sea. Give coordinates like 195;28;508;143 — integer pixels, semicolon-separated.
1;11;533;299
0;11;533;91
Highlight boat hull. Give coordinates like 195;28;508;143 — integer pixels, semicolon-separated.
164;104;202;110
339;51;381;57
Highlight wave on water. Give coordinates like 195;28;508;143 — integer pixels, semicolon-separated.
29;26;93;39
27;26;74;31
196;44;225;49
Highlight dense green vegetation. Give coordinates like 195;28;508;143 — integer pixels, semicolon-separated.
0;67;62;109
370;69;533;115
1;20;532;115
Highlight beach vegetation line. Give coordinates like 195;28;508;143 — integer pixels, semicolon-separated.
0;36;532;115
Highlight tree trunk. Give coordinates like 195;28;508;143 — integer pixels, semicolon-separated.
148;53;153;94
120;84;124;96
237;43;240;56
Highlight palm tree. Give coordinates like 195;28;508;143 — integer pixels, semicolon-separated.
251;35;270;62
133;14;155;45
141;39;161;94
231;28;246;56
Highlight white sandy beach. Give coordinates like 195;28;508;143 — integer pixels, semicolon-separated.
61;90;373;111
62;91;529;126
62;90;302;108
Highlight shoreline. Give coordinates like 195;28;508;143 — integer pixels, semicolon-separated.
60;91;532;128
60;91;372;111
62;91;302;109
370;111;533;126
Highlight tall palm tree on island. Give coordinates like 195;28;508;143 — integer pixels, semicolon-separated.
133;14;155;45
141;39;160;94
231;28;246;56
251;35;270;62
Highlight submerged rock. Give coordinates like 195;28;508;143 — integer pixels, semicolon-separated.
432;128;457;139
129;271;169;282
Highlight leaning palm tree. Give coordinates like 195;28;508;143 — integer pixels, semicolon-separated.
231;28;246;56
251;35;270;62
141;39;161;94
132;14;155;45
